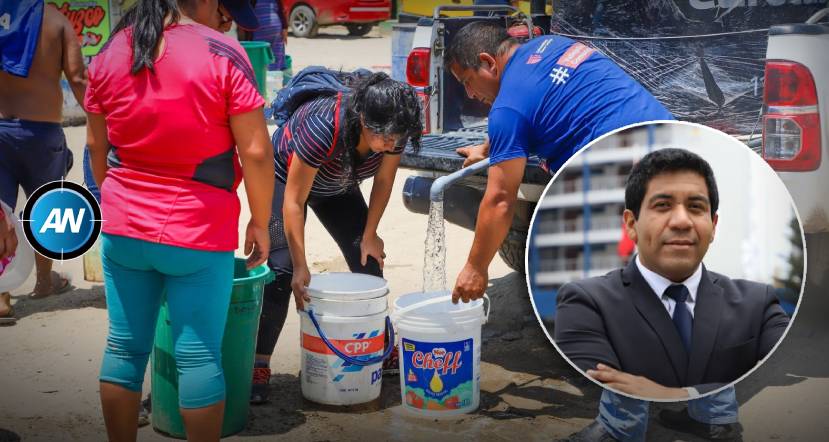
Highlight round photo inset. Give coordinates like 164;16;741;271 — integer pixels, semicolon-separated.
526;121;805;402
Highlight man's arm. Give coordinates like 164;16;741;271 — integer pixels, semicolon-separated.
56;6;86;104
554;282;622;371
451;156;525;303
587;364;691;400
758;285;790;359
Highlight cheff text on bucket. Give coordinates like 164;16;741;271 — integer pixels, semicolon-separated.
412;349;463;376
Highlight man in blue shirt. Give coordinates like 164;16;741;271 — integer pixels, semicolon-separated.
444;21;740;442
445;21;672;304
1;0;86;324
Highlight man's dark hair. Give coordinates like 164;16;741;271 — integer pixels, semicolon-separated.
445;22;518;71
625;148;719;219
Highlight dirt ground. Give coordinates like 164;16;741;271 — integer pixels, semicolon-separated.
2;26;828;442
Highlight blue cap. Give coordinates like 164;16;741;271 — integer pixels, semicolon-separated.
220;0;259;31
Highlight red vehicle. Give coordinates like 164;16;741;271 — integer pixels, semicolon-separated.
283;0;391;38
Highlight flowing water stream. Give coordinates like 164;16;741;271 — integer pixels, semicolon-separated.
422;201;447;292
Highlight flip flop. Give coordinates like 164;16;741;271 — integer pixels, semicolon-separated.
30;271;73;299
0;306;17;326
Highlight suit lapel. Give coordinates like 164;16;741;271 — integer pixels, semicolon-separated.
623;259;688;384
686;267;723;385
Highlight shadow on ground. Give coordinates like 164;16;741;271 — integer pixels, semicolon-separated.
477;272;601;423
9;285;105;321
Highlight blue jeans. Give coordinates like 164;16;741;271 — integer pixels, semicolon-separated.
99;234;234;408
597;387;739;442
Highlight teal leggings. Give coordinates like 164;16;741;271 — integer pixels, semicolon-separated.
99;234;234;409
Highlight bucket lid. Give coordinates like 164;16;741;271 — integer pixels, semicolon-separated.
307;272;388;301
393;290;486;320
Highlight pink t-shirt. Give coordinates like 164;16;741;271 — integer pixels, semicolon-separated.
84;23;264;251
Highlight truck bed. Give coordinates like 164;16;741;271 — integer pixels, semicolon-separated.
401;125;552;185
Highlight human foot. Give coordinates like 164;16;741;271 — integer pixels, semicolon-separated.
31;271;72;299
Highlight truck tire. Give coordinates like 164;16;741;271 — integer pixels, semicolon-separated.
289;5;318;38
346;24;373;36
498;229;527;274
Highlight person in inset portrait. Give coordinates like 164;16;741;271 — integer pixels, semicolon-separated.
555;148;791;441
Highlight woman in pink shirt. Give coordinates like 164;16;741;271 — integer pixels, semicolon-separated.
84;1;274;440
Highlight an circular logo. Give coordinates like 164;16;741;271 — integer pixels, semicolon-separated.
22;181;102;260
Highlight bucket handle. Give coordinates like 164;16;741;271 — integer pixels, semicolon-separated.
306;309;395;367
391;294;491;324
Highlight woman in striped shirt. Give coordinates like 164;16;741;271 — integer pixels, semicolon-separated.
251;72;422;403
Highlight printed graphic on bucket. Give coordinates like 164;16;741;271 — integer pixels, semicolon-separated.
302;330;385;383
401;338;473;410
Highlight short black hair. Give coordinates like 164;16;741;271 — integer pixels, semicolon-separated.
625;148;719;219
445;21;518;71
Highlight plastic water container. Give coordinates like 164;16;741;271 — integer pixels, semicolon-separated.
151;259;273;438
240;41;275;97
392;291;490;418
391;24;416;82
300;272;395;406
265;70;283;103
0;202;34;293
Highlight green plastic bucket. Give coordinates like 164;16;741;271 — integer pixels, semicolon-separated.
282;54;293;86
151;259;274;439
240;41;274;97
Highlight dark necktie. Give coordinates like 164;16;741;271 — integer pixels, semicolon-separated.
665;284;693;353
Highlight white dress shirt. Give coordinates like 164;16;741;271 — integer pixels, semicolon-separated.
634;255;704;397
635;255;702;318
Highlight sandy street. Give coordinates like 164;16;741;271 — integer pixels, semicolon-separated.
2;25;829;442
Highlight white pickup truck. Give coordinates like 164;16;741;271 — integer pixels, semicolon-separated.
399;5;550;273
760;8;829;287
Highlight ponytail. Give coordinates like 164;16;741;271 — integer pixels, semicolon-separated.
112;0;182;75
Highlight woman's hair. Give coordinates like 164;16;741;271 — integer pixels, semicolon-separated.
112;0;194;75
338;72;423;178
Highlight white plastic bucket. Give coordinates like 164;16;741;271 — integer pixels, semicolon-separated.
392;291;490;418
0;202;34;293
300;273;393;406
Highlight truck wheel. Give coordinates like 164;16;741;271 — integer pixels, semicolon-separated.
346;24;373;36
289;5;318;38
498;229;527;274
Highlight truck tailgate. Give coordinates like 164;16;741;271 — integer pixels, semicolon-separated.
401;126;551;185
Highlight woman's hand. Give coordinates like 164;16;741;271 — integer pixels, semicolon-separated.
245;221;270;270
360;233;385;269
291;264;312;310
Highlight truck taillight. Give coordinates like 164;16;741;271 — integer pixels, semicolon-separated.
406;47;430;88
763;61;821;171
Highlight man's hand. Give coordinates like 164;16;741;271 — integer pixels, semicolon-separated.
360;233;385;269
244;221;270;270
291;264;312;310
0;211;18;261
282;29;289;45
456;142;489;168
586;364;690;400
452;262;488;304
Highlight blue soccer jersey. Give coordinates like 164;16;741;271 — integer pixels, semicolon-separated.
488;36;674;173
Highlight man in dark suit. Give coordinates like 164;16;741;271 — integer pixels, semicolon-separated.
556;148;791;441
